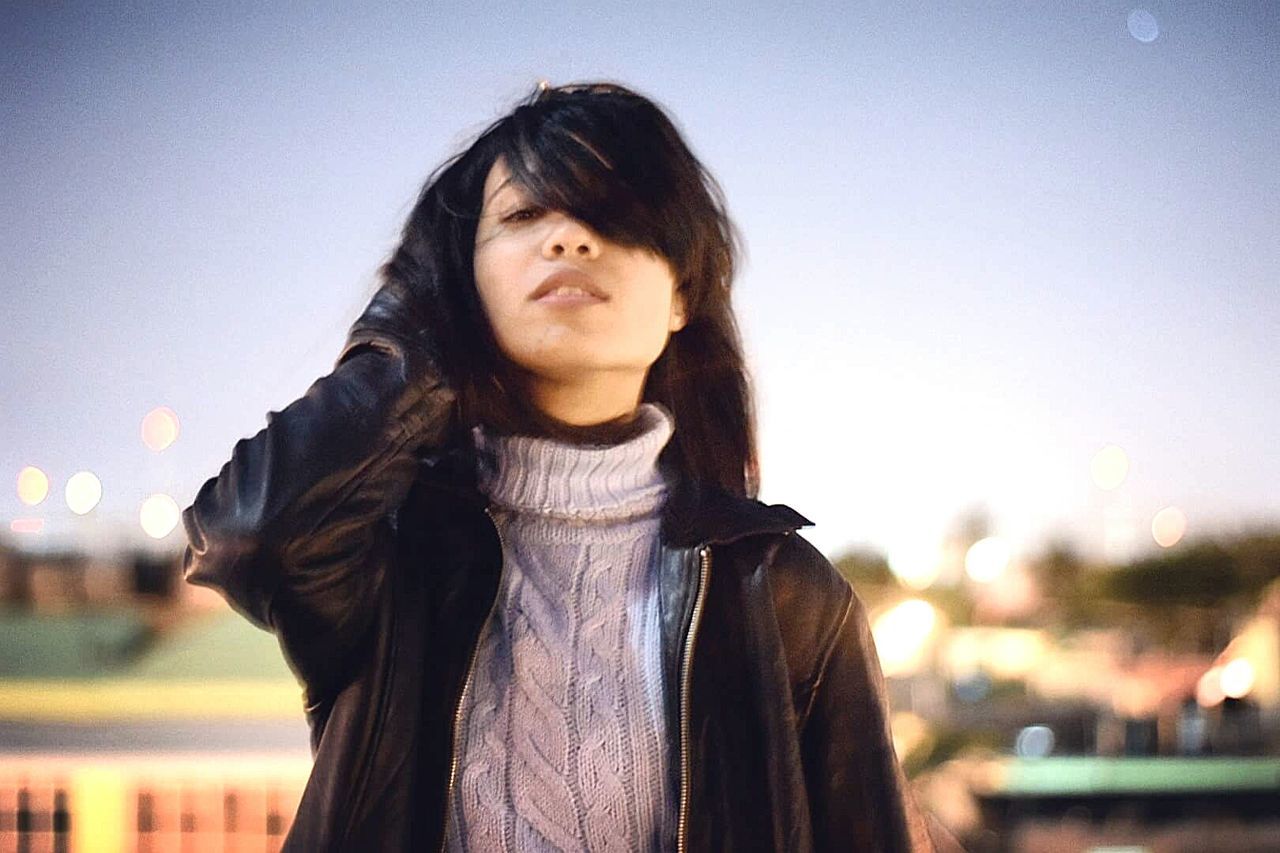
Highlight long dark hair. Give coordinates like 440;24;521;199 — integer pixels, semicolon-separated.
375;80;759;498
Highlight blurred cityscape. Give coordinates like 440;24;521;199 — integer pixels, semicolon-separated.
3;428;1278;851
832;513;1280;851
3;407;315;851
4;0;1277;849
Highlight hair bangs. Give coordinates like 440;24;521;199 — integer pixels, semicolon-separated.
492;97;695;277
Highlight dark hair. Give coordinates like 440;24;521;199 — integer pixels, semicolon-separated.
376;80;759;498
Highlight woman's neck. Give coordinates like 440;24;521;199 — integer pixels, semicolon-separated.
521;369;647;432
474;368;650;445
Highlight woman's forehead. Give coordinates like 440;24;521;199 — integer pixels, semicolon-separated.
481;157;517;208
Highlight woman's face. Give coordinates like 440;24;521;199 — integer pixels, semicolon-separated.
473;157;686;394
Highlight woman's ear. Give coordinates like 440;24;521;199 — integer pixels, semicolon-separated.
669;288;688;332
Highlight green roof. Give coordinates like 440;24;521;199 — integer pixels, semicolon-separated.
124;611;297;681
982;757;1280;796
0;611;149;678
0;609;296;682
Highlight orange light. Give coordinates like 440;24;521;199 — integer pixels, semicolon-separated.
872;599;939;677
1151;506;1187;548
141;406;181;452
1196;666;1225;707
888;542;942;590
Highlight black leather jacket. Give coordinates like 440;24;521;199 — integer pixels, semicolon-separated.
182;283;942;851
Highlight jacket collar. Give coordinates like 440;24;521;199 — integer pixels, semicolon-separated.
416;444;814;549
659;477;814;548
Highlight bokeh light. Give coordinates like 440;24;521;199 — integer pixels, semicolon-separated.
989;629;1048;680
889;711;931;764
1090;444;1129;491
1196;665;1225;708
1220;659;1256;699
65;471;103;515
872;598;939;677
964;536;1011;583
887;542;943;590
140;493;181;539
1014;724;1055;758
1151;506;1187;548
141;406;181;452
1127;9;1159;43
17;466;50;506
9;518;44;534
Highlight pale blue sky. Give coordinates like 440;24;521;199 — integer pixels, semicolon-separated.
3;1;1277;563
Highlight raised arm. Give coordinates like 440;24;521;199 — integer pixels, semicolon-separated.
181;278;457;700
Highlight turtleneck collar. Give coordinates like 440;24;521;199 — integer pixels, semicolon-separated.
473;403;675;524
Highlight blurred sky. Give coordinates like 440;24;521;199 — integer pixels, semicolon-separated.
2;1;1277;563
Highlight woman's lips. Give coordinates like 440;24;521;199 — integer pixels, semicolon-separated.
536;288;607;305
531;269;608;303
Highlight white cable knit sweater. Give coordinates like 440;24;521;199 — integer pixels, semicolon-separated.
444;403;678;852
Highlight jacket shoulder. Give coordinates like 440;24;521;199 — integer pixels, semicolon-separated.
763;532;859;726
766;532;852;608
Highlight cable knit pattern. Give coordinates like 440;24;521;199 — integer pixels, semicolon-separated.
445;404;677;852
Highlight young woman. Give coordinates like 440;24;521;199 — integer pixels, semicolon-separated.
183;81;942;852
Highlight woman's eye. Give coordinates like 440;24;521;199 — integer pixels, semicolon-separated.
502;206;543;223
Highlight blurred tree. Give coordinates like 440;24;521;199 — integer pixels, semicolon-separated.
1034;538;1085;599
1229;531;1280;601
1103;542;1242;607
1098;541;1245;651
1029;538;1094;628
829;546;902;613
832;547;894;587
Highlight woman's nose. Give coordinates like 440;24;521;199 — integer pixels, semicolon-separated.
541;214;601;261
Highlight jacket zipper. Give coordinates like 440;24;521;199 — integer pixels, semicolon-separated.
438;506;507;853
676;544;712;853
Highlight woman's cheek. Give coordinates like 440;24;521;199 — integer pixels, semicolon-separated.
473;257;518;337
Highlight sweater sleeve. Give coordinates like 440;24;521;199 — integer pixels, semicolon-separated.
181;278;457;702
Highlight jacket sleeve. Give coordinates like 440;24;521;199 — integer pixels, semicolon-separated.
798;577;942;852
181;278;457;702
